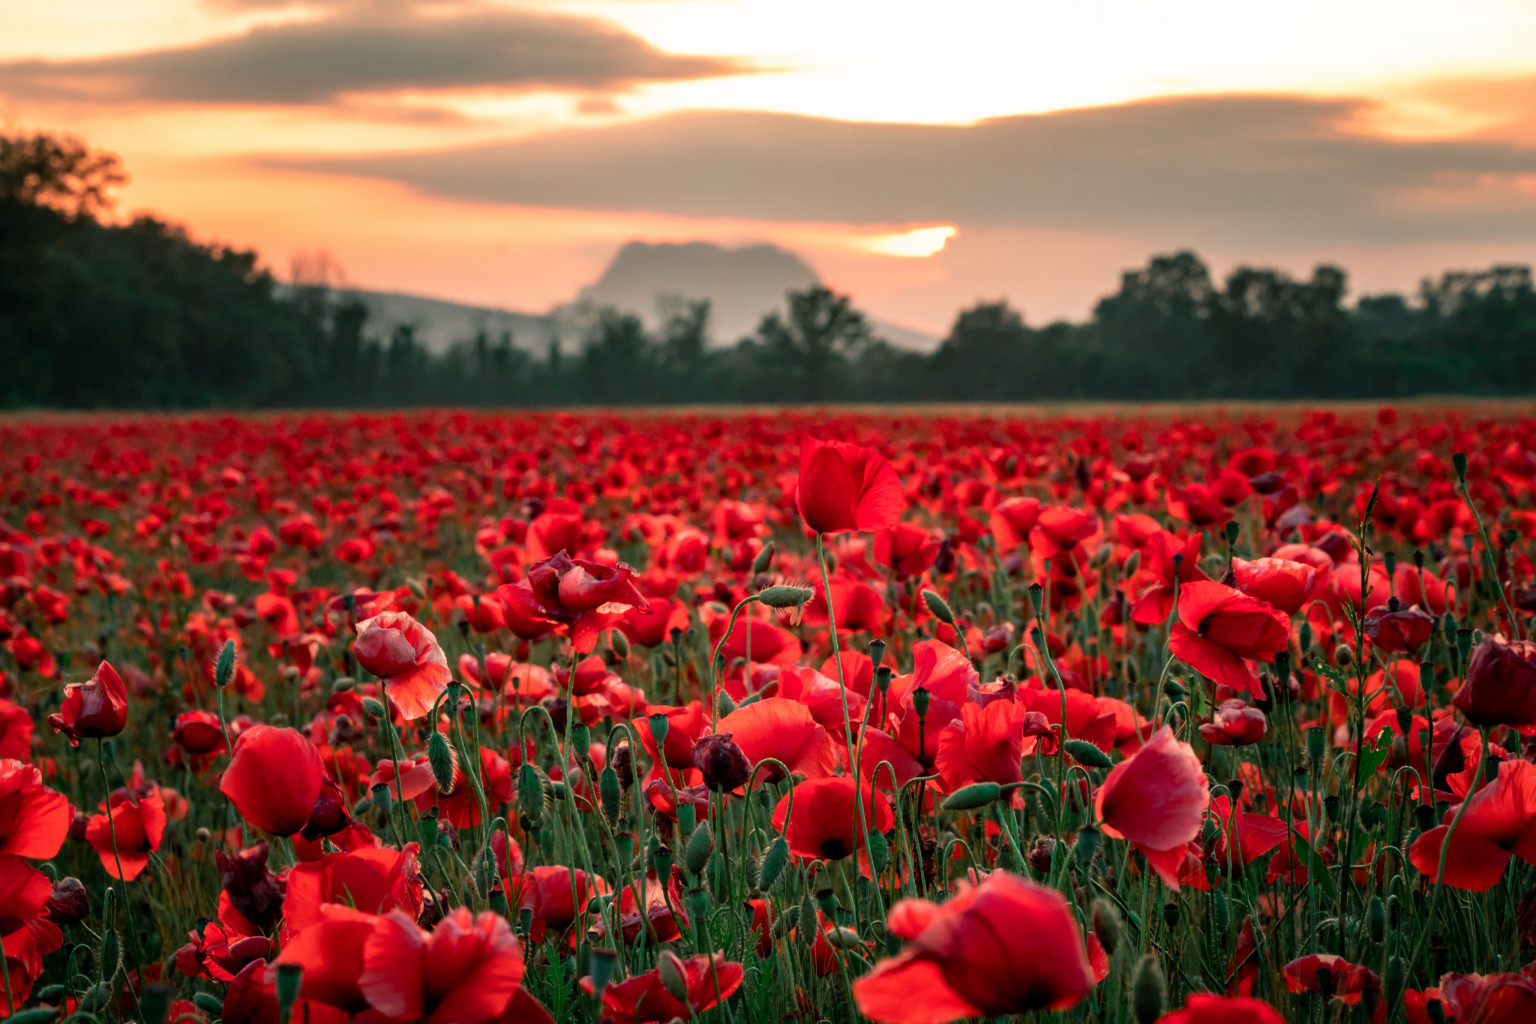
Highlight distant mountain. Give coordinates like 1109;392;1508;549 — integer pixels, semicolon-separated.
338;240;939;354
341;289;557;354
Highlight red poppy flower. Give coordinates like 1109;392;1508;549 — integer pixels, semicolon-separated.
359;908;525;1024
1282;953;1382;1006
874;523;943;576
772;776;894;861
935;700;1036;795
498;552;651;653
582;952;743;1024
0;761;70;860
853;871;1092;1023
1438;972;1536;1023
989;497;1041;550
1226;557;1318;616
639;702;709;771
171;710;227;760
1364;604;1435;656
283;845;425;933
272;904;377;1015
1157;993;1286;1023
517;866;609;942
1096;726;1210;888
1452;635;1536;728
48;660;127;746
85;791;166;881
0;701;32;762
620;598;691;649
352;612;451;720
795;437;903;535
220;725;326;837
1199;700;1267;746
717;698;837;782
1408;758;1536;891
1169;581;1290;698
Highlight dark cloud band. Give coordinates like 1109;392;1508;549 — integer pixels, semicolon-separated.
0;4;746;104
274;95;1536;247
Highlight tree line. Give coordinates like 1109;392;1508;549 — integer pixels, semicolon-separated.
3;131;1534;408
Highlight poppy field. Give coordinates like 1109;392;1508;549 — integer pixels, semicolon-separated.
2;405;1536;1024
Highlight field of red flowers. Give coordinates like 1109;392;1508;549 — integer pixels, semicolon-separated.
0;406;1533;1024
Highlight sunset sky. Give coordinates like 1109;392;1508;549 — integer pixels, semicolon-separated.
6;0;1536;335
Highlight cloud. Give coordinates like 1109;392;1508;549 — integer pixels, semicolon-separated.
275;94;1536;247
0;3;747;105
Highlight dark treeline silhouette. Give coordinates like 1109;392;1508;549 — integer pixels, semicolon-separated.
4;132;1535;408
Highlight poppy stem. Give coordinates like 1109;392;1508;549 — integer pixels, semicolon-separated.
95;738;146;1023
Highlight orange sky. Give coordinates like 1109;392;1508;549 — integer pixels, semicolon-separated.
5;0;1536;335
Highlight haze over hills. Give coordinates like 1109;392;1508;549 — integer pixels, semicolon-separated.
342;240;940;353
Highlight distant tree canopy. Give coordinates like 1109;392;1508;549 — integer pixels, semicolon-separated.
3;130;1535;408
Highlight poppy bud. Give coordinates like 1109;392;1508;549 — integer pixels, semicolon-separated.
1132;953;1165;1024
1456;627;1474;664
1452;451;1468;482
361;696;387;719
758;584;814;609
517;764;548;825
685;821;714;875
600;766;622;827
1064;739;1113;769
656;949;690;1001
651;843;673;881
609;629;630;661
1074;825;1101;871
827;926;862;950
1224;520;1240;546
757;837;790;892
1091;898;1123;955
866;828;891;874
588;947;619;998
46;877;89;925
922;589;955;625
693;734;751;793
215;640;236;689
1368;895;1386;943
942;782;1002;811
751;541;775;576
427;731;458;795
192;993;222;1016
715;689;736;718
1386;955;1406;1006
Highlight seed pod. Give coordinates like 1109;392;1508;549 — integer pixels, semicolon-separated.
866;828;891;875
941;782;1002;811
1074;825;1101;872
427;730;458;794
588;947;619;998
1132;953;1166;1024
215;639;236;689
361;696;387;718
275;963;304;1014
685;821;714;875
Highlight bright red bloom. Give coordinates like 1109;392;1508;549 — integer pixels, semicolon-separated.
773;776;894;862
1156;993;1286;1023
85;791;166;880
283;845;425;933
1096;725;1209;888
518;866;609;941
0;761;70;860
639;702;709;771
1169;581;1290;698
48;660;127;746
1452;634;1536;728
171;710;227;759
718;698;837;782
1408;758;1536;891
359;908;525;1024
1226;557;1318;616
874;523;942;577
989;497;1041;550
352;611;451;720
582;952;743;1024
795;437;903;535
220;725;326;837
0;701;32;761
272;904;377;1015
1439;972;1536;1023
936;700;1037;795
853;871;1092;1023
497;552;651;653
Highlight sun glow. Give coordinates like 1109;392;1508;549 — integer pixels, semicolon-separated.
857;225;958;258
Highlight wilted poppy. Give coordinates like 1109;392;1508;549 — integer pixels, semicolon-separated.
1096;726;1209;888
796;437;903;535
220;725;326;837
353;612;452;720
1452;635;1536;728
48;661;127;746
853;871;1093;1022
498;552;651;653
